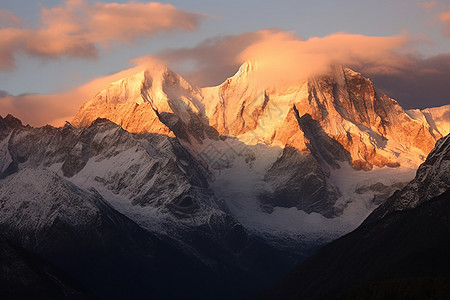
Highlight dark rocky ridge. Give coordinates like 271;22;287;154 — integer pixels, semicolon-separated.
258;135;450;299
0;235;90;299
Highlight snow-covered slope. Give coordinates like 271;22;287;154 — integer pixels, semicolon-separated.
0;117;234;248
0;167;163;298
70;63;448;175
0;167;254;299
190;63;447;234
406;104;450;137
0;168;151;253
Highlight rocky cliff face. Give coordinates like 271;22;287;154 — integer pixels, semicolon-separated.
261;114;352;217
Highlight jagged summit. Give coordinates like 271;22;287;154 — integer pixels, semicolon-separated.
71;65;204;136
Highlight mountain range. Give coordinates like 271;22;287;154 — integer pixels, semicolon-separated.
0;61;449;298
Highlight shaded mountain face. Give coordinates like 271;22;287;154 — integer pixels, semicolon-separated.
258;135;450;300
0;115;296;299
0;167;273;299
260;112;352;217
0;168;162;299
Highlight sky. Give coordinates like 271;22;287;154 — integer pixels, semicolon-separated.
1;0;450;126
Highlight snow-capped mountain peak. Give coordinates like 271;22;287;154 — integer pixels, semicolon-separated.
72;65;204;136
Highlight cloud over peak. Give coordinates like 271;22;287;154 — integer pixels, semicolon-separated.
441;11;450;37
0;0;205;70
156;29;410;88
238;30;410;87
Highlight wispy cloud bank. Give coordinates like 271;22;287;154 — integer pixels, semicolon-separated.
441;11;450;37
0;0;204;70
157;29;449;108
155;29;410;87
238;30;410;87
0;9;21;28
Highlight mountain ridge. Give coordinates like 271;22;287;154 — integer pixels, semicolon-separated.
72;62;449;171
257;134;450;300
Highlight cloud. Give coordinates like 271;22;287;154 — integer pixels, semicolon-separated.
238;31;411;87
156;29;448;109
0;0;204;70
154;29;410;88
441;11;450;37
236;31;449;108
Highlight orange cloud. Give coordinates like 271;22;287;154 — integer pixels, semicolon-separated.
157;29;411;88
0;1;204;70
441;11;450;37
157;29;450;108
238;30;411;87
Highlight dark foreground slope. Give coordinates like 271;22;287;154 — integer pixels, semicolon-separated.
0;235;91;299
258;135;450;300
